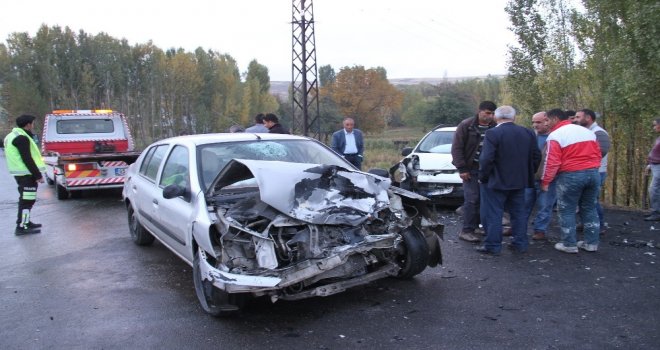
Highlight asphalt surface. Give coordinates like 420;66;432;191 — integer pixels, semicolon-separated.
0;150;658;349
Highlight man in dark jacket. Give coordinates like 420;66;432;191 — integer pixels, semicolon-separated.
331;117;364;169
3;115;46;235
451;101;497;242
476;106;541;254
263;113;290;134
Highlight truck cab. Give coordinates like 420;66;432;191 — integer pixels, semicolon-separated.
41;110;141;199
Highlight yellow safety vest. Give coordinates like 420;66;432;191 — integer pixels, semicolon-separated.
4;128;46;176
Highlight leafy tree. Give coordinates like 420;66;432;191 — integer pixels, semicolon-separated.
326;65;403;133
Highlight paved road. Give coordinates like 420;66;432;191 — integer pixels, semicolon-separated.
0;151;658;349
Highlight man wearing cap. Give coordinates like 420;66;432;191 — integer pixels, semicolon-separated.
4;114;46;235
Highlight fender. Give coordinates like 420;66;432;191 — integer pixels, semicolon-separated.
190;190;217;259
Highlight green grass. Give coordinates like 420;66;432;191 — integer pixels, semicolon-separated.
362;126;428;170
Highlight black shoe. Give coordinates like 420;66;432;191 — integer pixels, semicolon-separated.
507;243;528;254
15;226;41;236
26;222;42;229
475;245;500;255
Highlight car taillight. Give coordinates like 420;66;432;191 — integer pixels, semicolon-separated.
66;163;95;171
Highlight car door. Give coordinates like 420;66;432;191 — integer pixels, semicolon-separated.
155;145;193;257
132;144;169;237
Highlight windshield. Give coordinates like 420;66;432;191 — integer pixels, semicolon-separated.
417;130;455;153
198;139;354;191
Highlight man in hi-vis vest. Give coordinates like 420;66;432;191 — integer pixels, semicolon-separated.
4;115;46;235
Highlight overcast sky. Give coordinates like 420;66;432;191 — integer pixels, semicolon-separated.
0;0;517;81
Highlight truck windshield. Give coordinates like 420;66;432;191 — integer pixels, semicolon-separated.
56;119;115;134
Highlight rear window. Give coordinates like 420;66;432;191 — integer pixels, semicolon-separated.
56;119;115;134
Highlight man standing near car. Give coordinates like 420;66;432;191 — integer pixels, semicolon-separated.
541;109;601;253
4;115;46;235
477;106;540;254
575;109;610;233
331;117;364;170
525;111;557;241
451;101;497;242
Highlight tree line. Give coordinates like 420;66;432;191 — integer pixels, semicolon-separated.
505;0;659;208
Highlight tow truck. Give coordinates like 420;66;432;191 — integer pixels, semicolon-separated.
41;109;142;199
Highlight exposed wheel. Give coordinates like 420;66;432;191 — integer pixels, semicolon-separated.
127;205;154;246
56;184;69;200
193;248;246;317
396;226;430;279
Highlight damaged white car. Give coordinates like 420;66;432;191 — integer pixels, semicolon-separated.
391;126;463;205
123;133;443;316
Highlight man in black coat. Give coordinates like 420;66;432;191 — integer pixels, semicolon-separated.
263;113;289;134
476;106;541;254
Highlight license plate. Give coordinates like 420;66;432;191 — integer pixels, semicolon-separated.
115;167;127;176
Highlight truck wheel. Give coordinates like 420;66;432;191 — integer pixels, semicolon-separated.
396;226;430;279
128;206;154;246
56;185;69;200
193;248;245;317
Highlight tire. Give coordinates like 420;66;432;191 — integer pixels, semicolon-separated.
56;184;69;200
396;226;430;279
193;248;246;317
127;205;154;246
46;176;54;185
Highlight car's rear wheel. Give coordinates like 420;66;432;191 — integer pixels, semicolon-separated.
128;205;154;246
193;248;246;317
396;226;430;279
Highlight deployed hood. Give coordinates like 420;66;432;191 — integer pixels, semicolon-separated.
208;159;392;225
412;153;456;170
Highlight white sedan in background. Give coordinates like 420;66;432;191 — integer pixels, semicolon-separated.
123;133;444;316
391;126;463;205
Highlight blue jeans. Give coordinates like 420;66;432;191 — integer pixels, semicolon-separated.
524;179;557;233
461;171;480;232
480;184;528;253
596;172;607;227
651;164;660;214
556;169;600;247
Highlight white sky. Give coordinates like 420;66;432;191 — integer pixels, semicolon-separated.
0;0;517;81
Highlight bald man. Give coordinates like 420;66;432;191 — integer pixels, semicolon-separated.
524;111;556;241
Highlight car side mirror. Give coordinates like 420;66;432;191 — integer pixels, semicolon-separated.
367;168;389;178
163;184;186;199
401;147;413;157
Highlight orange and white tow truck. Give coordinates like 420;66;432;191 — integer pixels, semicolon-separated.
41;109;142;199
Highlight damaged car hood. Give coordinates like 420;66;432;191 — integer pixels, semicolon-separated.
208;159;393;225
413;153;456;170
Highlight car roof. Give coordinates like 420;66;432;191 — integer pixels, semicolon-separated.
153;133;310;147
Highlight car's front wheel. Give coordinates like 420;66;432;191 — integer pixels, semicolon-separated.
127;205;154;246
396;226;430;279
193;248;246;317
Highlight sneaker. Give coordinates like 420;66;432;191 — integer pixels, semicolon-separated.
532;231;546;240
554;242;578;253
26;222;42;229
475;245;500;255
644;214;660;221
459;231;481;243
577;241;598;252
15;226;41;236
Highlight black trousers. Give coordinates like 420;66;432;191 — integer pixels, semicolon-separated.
15;175;38;226
343;154;362;170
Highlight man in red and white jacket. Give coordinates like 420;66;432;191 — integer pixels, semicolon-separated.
541;109;602;253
